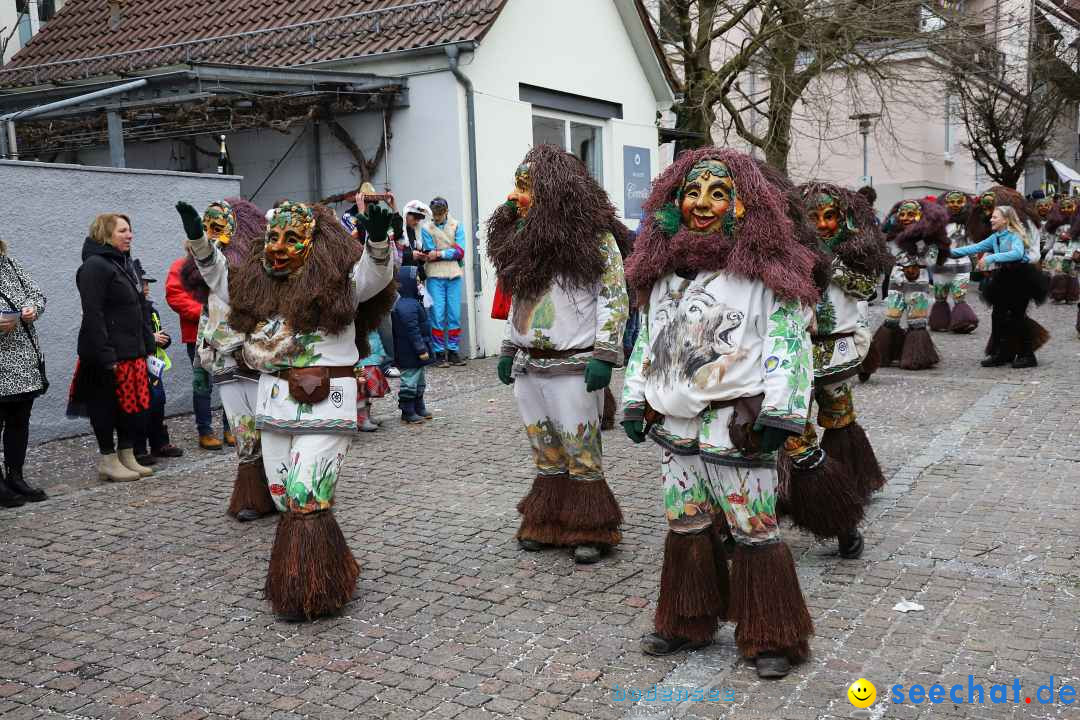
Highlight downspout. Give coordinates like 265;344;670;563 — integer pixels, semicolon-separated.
446;43;482;356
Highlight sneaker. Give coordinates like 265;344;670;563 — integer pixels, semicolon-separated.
359;417;379;432
152;444;184;458
385;367;401;378
447;350;467;366
438;352;450;368
134;454;158;467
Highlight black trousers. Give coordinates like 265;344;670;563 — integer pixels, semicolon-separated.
0;397;34;470
130;379;169;455
83;366;146;455
989;295;1032;357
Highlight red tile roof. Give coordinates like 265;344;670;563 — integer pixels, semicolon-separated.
2;0;506;88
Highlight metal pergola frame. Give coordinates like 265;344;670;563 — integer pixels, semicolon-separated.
0;63;409;163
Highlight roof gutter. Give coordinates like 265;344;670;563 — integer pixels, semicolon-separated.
445;43;483;351
0;77;148;159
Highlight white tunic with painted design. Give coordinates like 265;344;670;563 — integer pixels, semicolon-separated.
191;234;393;434
499;232;628;373
622;271;814;438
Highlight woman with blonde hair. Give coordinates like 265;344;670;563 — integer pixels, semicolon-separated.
68;213;157;481
951;205;1049;368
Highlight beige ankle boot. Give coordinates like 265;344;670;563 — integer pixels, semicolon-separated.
117;448;154;478
98;453;140;482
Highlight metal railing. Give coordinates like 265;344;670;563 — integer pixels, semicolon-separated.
0;0;456;87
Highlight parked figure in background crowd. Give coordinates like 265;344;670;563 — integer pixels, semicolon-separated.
1046;195;1080;303
929;191;979;333
69;214;155;483
422;197;467;366
870;198;949;370
392;266;434;424
489;145;628;566
356;329;392;431
0;238;48;506
166;236;230;451
622;148;816;678
399;200;431;272
129;263;183;466
180;198;274;523
954;206;1049;368
968;186;1051;359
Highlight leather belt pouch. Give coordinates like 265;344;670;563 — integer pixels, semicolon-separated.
726;393;764;454
287;367;330;405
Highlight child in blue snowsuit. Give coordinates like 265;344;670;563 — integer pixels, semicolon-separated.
391;266;435;423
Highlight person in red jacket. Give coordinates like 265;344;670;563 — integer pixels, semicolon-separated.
165;253;231;449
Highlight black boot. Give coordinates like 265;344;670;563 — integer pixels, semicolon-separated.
0;468;26;508
837;528;864;559
399;399;424;424
5;467;46;502
415;391;433;420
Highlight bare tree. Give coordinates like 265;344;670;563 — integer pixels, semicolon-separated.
947;10;1080;188
646;0;931;172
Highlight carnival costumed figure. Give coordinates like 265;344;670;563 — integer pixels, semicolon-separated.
177;199;395;620
487;144;629;566
968;186;1051;356
929;191;979;333
780;183;892;559
1046;196;1080;303
178;199;275;522
622;148;818;679
870;198;948;370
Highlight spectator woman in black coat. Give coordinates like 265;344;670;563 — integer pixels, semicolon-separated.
70;214;156;482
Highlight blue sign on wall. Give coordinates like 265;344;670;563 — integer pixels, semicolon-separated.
623;146;651;220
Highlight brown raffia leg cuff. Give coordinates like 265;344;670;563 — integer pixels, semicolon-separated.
821;422;886;497
264;510;359;620
516;473;623;546
730;542;813;664
899;326;940;370
654;529;728;643
785;452;865;539
227;461;277;517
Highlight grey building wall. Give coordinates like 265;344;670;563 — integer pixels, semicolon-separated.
0;160;241;442
77;72;475;350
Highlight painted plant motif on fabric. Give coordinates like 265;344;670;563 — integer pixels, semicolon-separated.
231;414;260;460
661;451;717;530
709;465;778;544
279;450;345;513
766;302;812;414
647;282;748;391
597;233;630;343
524;418;603;480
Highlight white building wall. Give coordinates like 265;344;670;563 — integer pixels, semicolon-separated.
459;0;666;355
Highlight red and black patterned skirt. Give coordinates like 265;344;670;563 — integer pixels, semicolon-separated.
67;358;151;417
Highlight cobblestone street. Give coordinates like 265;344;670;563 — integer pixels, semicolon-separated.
2;302;1078;720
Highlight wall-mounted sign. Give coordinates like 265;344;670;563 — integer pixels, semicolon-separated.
623;146;651;220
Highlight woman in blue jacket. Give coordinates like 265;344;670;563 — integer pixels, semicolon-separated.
951;205;1049;368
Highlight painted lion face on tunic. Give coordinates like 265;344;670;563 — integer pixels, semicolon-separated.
647;285;747;390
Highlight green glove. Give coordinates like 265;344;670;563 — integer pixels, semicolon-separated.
176;201;204;241
497;355;514;385
622;419;647;444
364;204;393;244
756;424;793;453
584;358;614;392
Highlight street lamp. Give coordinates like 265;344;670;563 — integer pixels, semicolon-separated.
849;112;881;186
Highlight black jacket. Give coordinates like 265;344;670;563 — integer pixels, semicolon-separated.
391;266;434;369
76;239;156;367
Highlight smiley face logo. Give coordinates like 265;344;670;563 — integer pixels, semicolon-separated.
847;678;876;708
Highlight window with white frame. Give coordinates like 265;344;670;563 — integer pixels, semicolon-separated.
531;112;603;183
